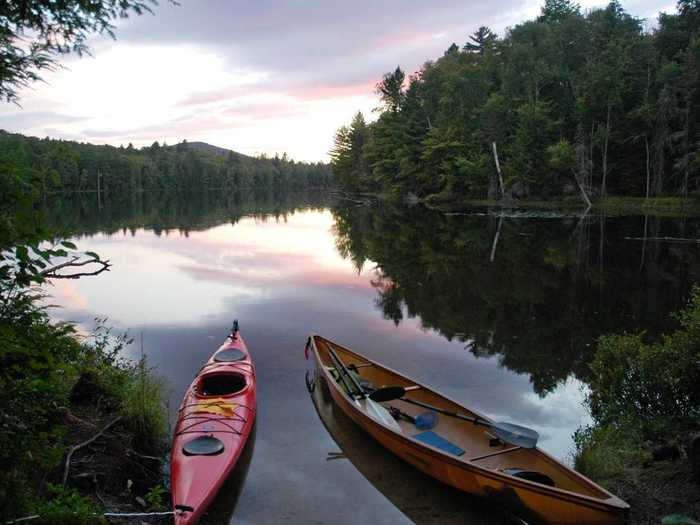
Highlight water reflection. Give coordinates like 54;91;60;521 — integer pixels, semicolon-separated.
332;204;700;394
199;423;256;525
308;370;512;525
40;192;700;523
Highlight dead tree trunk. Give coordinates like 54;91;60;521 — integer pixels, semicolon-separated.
490;215;503;263
492;142;504;199
645;136;651;200
601;105;611;198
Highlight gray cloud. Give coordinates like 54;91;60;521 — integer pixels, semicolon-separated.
114;0;520;86
0;110;88;132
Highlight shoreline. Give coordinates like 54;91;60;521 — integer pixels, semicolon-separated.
422;195;700;217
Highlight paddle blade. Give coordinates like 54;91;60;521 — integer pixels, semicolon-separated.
492;422;539;449
414;411;438;430
368;385;406;402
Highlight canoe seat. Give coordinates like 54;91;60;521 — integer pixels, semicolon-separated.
503;468;555;487
328;367;373;393
412;431;465;456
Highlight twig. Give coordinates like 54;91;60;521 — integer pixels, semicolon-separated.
3;516;39;524
625;236;700;244
62;416;122;485
126;448;163;462
41;255;112;279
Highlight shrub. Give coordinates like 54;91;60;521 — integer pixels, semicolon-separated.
588;286;700;431
34;484;105;525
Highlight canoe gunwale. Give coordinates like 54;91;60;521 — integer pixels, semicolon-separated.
307;333;629;515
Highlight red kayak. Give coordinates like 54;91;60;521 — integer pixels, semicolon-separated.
171;320;257;525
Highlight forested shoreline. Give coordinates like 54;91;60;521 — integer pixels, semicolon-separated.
331;0;700;204
0;130;333;196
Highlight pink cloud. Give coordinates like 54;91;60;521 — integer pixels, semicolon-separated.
177;78;377;110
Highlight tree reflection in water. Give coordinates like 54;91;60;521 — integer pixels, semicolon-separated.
331;203;700;394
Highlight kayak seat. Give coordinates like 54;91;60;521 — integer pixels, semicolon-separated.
183;436;225;456
199;373;246;396
412;431;465;456
213;348;246;362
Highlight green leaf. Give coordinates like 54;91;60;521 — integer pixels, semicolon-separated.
85;251;99;259
15;246;29;262
61;241;77;250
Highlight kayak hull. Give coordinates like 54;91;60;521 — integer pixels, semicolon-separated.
307;334;629;525
171;330;256;525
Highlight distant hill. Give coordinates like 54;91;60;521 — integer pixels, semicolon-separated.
178;141;251;159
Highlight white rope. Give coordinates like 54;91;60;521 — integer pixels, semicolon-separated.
5;510;176;524
104;510;176;517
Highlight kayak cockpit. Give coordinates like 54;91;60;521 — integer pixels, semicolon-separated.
196;372;248;397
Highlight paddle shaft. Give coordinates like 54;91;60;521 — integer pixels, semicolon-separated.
398;396;490;428
326;345;367;400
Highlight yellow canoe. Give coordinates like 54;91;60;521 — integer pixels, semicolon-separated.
307;334;629;525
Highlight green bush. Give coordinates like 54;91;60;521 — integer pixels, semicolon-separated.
34;484;105;525
120;356;168;450
573;425;647;483
144;484;167;511
575;286;700;483
588;286;700;431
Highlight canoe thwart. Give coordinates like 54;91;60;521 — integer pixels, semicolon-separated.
469;446;521;462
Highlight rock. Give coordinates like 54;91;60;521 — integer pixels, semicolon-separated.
135;495;147;508
509;182;529;200
652;443;681;461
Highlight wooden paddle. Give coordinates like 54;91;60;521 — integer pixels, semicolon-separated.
369;385;539;449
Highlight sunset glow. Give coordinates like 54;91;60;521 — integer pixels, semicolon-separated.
0;0;666;161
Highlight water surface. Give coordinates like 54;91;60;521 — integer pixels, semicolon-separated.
44;192;700;524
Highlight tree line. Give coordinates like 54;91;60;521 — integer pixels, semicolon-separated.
0;131;333;198
331;0;700;203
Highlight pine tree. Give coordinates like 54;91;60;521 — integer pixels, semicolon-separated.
464;26;496;54
376;67;406;113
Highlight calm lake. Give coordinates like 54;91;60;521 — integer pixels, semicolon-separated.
43;191;700;524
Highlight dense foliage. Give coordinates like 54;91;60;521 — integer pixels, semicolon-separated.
0;0;161;102
332;0;700;202
0;132;333;197
589;286;700;428
0;283;167;520
574;288;700;510
0;138;175;522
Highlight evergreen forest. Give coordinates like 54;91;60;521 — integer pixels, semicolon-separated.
331;0;700;203
0;131;332;200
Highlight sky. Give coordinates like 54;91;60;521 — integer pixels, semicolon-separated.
0;0;674;162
